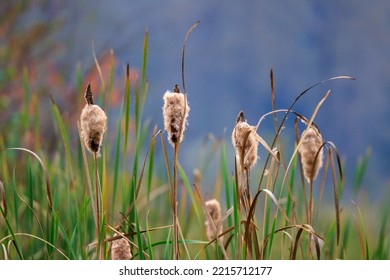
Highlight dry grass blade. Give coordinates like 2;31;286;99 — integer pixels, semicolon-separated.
351;200;370;259
329;148;341;245
181;20;200;94
194;225;235;260
219;206;234;226
1;243;9;260
3;148;52;210
261;224;323;260
316;145;331;222
325;141;344;181
160;133;172;189
291;227;304;259
177;219;191;259
193;183;229;259
103;224;173;243
244;188;290;251
290;226;320;260
255;109;290;129
253;131;279;163
92;41;106;94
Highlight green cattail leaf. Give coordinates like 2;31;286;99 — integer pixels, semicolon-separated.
177;164;201;222
50;96;74;183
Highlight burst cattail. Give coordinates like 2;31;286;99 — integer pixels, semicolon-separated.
80;84;107;156
162;84;190;146
111;233;132;260
231;111;258;170
204;199;223;242
298;127;324;183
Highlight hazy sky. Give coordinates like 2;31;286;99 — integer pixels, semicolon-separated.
8;0;390;197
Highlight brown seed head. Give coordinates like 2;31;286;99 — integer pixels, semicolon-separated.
231;111;258;170
111;233;132;260
298;127;324;183
204;199;223;242
80;85;107;156
85;83;94;105
162;85;190;146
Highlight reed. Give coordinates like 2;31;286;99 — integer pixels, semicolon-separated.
80;83;107;259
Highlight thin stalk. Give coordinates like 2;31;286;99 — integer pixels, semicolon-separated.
94;152;102;259
173;142;179;260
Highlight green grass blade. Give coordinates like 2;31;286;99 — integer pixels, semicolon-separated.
141;29;148;102
49;95;74;183
178;164;201;221
112;102;124;213
145;210;154;260
0;206;24;259
353;147;371;194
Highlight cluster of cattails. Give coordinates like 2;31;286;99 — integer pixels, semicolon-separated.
231;111;258;170
111;233;132;260
80;84;107;156
162;84;190;146
204;199;223;243
298;126;324;183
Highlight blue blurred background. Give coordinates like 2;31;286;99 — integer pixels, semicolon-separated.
1;0;389;198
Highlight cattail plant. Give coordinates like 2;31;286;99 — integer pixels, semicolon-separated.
298;126;324;229
163;84;190;146
162;20;199;260
298;126;324;183
80;83;107;259
111;233;132;260
232;110;277;258
232;111;258;171
162;83;190;260
204;199;223;243
80;84;107;156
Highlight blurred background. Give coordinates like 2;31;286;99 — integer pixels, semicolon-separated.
1;0;389;199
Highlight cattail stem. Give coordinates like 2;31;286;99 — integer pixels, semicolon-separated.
173;142;179;260
94;152;103;259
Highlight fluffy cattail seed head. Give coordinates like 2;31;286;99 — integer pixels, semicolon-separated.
298;127;324;183
204;199;223;242
111;233;132;260
231;111;258;170
162;84;190;146
80;84;107;156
